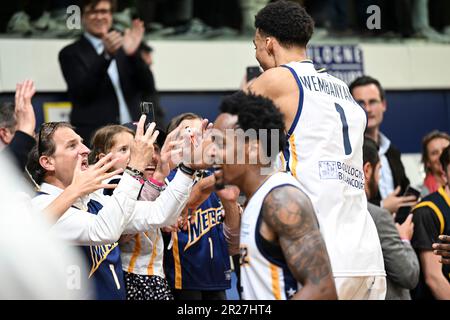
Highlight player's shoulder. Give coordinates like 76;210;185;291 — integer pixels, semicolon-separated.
249;67;297;96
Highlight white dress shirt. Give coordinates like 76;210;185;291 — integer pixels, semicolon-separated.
378;132;395;199
84;32;132;124
32;171;194;246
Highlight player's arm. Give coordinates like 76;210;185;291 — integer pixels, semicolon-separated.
262;186;337;300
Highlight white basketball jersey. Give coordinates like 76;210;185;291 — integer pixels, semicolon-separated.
240;172;302;300
279;61;385;277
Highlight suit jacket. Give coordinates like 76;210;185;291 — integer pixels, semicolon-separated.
370;142;410;206
59;35;156;143
367;202;420;300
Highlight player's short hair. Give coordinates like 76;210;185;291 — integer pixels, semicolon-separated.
349;76;386;102
254;0;314;48
422;130;450;173
219;91;286;159
363;137;380;168
440;145;450;174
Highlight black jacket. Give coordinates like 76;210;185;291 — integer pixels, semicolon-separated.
59;35;156;143
370;143;410;206
5;131;36;172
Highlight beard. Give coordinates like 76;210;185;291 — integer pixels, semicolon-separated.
367;176;379;201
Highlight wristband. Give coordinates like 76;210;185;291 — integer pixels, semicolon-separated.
148;177;165;187
178;163;196;176
126;166;144;177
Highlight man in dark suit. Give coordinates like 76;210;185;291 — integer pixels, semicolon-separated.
59;0;156;143
350;76;417;215
363;137;419;300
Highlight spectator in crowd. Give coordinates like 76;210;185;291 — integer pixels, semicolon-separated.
350;76;417;214
26;116;204;299
89;123;178;300
0;151;90;299
363;137;420;300
162;112;241;300
411;145;450;299
0;80;37;172
420;131;450;196
59;0;156;143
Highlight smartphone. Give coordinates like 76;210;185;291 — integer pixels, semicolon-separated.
140;101;155;129
394;186;421;224
246;66;262;82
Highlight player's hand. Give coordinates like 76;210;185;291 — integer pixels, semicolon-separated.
433;235;450;265
382;186;418;214
395;213;414;241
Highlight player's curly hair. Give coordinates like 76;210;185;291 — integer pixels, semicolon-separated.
254;0;314;48
220;91;286;159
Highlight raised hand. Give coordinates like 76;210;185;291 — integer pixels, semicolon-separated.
129;115;159;172
102;30;123;56
123;19;145;56
183;119;215;170
153;125;183;183
15;80;36;137
382;186;418;214
69;153;123;197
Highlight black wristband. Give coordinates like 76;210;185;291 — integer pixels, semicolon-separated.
126;166;144;177
178;163;196;176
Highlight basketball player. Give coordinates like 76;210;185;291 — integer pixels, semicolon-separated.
246;1;386;299
213;91;337;300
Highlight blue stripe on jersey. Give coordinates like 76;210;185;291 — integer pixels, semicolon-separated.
254;184;302;299
281;64;305;137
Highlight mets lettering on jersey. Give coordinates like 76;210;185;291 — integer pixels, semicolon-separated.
186;207;224;251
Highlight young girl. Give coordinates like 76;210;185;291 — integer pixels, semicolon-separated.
89;124;175;300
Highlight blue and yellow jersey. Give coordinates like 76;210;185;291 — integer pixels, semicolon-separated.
35;192;125;300
163;170;232;291
81;199;126;300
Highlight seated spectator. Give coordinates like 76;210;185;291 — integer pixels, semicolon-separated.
411;145;450;299
363;137;420;300
420;131;450;196
0;80;36;171
26;116;203;299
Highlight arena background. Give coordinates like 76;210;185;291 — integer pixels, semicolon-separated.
0;38;449;190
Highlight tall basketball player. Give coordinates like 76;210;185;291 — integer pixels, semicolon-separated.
246;1;386;299
213;91;337;300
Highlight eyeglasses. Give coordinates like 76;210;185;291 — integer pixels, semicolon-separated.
356;99;382;108
38;122;59;157
86;8;112;17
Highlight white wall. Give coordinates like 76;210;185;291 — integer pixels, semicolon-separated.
0;39;449;92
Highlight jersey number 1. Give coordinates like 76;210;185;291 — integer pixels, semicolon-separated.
335;103;352;155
